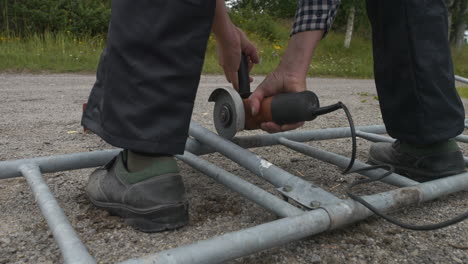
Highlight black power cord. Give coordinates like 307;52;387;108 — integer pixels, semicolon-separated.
312;102;356;173
315;101;468;231
344;165;468;231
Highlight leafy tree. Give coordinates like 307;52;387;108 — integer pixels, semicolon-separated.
446;0;468;49
232;0;296;18
0;0;110;36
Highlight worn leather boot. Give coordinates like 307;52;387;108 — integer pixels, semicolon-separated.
369;139;465;181
86;151;188;232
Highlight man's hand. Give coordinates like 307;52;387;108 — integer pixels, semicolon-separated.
249;30;324;133
249;71;306;133
217;27;259;90
212;0;259;90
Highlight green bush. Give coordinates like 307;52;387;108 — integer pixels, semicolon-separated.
232;0;297;19
0;0;110;36
229;7;290;42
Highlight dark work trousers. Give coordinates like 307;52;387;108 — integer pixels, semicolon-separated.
82;0;216;154
366;0;465;145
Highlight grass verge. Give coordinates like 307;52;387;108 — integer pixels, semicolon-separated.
1;31;467;79
457;86;468;98
0;32;104;72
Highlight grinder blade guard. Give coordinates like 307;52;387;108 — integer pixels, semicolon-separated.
208;54;250;139
208;87;245;139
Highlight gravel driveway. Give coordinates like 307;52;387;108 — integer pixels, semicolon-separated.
0;74;467;264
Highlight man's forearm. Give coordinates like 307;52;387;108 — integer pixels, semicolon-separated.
212;0;238;46
277;30;324;78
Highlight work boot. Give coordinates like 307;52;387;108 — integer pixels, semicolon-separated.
368;139;465;181
86;150;188;232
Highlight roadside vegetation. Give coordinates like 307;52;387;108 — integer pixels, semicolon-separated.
0;0;467;79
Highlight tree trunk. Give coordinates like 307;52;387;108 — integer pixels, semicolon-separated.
453;21;466;50
448;10;452;40
344;6;355;48
453;1;467;50
446;0;455;41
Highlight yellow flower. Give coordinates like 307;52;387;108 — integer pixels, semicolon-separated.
273;45;281;50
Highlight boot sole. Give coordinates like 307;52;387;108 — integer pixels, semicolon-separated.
88;197;189;232
368;157;465;181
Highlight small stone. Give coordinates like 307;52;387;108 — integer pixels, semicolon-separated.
452;257;463;264
309;254;321;263
75;214;87;221
410;250;419;256
0;237;11;244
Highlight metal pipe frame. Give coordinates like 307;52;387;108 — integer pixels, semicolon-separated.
188;122;343;208
19;164;96;264
455;75;468;84
121;172;468;264
176;151;304;218
2;121;468;263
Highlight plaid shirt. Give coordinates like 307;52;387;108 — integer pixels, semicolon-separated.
292;0;341;36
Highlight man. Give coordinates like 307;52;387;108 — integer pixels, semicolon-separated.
249;0;465;179
83;0;465;232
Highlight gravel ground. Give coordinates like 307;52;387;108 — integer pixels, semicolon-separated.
0;73;467;264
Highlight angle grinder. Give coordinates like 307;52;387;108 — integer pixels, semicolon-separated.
209;54;346;139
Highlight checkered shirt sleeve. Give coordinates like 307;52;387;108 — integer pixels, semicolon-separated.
291;0;341;36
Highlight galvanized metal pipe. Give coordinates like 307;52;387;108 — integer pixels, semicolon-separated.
19;164;96;264
185;125;388;156
121;209;331;264
0;149;120;179
278;137;419;187
455;75;468;84
356;130;468;146
355;130;394;143
324;172;468;229
0;126;387;179
455;134;468;143
228;124;387;151
121;172;468;264
176;151;304;217
188;122;342;207
2;122;463;179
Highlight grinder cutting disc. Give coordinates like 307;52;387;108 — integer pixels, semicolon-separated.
208;87;245;139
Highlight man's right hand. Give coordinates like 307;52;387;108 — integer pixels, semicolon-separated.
248;71;306;133
248;30;325;133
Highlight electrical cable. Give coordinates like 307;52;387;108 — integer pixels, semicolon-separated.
311;102;356;173
344;165;468;231
316;101;468;230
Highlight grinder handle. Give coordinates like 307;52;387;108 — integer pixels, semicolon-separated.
243;91;321;129
270;91;321;125
238;53;251;98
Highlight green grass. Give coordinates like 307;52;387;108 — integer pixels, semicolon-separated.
457;86;468;98
1;30;467;79
0;32;104;72
452;47;468;78
203;31;375;77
